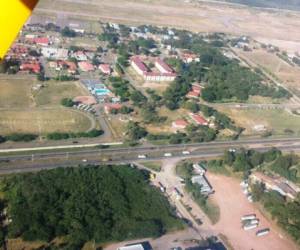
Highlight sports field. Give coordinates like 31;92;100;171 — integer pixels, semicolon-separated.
0;109;93;135
0;77;95;135
35;80;89;106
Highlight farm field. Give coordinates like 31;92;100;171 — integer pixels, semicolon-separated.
35;80;89;106
0;108;93;135
217;107;300;135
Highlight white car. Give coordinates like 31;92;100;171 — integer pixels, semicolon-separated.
138;154;147;159
164;153;172;157
182;151;190;155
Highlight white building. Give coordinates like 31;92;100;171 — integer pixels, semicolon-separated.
41;47;69;60
191;175;214;195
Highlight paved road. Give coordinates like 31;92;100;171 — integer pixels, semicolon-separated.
1;137;300;174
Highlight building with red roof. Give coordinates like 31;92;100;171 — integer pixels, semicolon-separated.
155;58;174;74
104;103;123;114
99;64;111;75
186;91;199;99
189;113;208;126
130;56;176;82
78;61;94;72
33;37;49;46
172;119;189;130
20;63;41;74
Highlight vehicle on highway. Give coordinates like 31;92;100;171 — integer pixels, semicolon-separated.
182;151;190;155
256;228;270;237
138;154;147;159
164;152;172;157
82;159;87;162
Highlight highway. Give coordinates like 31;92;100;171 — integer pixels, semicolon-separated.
0;137;300;174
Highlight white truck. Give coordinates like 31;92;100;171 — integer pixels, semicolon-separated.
138;154;147;159
182;151;190;155
164;152;172;157
241;214;256;221
256;228;270;237
243;223;258;231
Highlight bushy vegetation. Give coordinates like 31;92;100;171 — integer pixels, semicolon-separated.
46;129;104;140
61;98;75;107
251;184;300;244
4;133;38;142
61;27;77;37
1;166;183;248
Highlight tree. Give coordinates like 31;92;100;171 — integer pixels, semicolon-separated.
251;182;265;202
126;122;147;140
61;98;74;107
61;27;77;37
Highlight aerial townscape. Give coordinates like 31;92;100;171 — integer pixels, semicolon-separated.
0;0;300;250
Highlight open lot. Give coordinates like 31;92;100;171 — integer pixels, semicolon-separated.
236;48;300;94
216;107;300;136
207;172;299;250
0;108;93;135
0;78;35;108
35;80;89;106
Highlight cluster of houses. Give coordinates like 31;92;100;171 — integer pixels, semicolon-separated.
130;56;177;82
250;172;300;200
172;112;211;131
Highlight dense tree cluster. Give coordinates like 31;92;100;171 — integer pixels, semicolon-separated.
61;98;75;107
2;166;182;248
46;129;103;140
61;27;77;38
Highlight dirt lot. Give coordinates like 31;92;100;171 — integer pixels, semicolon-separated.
0;108;94;135
207;172;299;250
36;0;300;52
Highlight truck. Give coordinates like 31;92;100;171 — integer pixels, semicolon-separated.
248;219;259;225
138;154;147;159
256;228;270;237
241;214;256;221
182;151;190;155
164;152;172;157
243;223;258;231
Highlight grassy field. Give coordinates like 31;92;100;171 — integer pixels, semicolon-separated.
0;78;34;108
0;108;93;135
35;81;88;106
0;78;95;136
217;107;300;135
236;48;300;93
142;161;162;172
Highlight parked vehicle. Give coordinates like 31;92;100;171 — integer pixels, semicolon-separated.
241;214;256;221
243;223;258;230
256;228;270;237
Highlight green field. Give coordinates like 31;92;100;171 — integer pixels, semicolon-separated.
217;108;300;135
35;80;88;106
0;78;95;136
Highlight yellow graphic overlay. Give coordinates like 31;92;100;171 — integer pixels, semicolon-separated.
0;0;39;59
